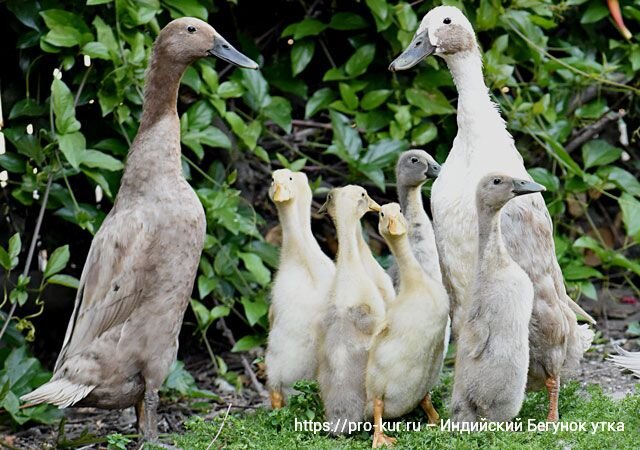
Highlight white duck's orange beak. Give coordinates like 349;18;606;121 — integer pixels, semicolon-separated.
272;183;292;202
387;216;407;236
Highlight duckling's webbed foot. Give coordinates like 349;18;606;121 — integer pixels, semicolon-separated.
545;375;560;422
419;393;439;425
372;397;397;448
136;389;160;442
270;389;284;409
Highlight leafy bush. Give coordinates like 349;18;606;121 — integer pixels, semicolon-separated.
0;0;639;426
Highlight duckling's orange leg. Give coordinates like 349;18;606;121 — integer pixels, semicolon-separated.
270;390;284;409
419;393;440;425
545;375;560;422
372;397;396;448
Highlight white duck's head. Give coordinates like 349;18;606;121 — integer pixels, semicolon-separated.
396;149;441;188
378;203;408;238
318;185;381;220
389;6;477;71
156;17;258;69
476;173;545;213
269;168;309;203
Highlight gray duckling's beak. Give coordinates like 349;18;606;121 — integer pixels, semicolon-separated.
512;179;545;196
209;33;259;69
426;161;441;178
389;29;436;71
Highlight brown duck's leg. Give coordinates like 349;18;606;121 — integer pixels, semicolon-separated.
419;393;440;425
545;375;560;422
135;397;146;434
372;397;396;448
270;390;284;409
142;389;160;441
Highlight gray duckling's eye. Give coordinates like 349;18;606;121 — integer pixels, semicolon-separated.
289;177;293;181
493;178;502;185
443;17;451;25
410;157;419;164
187;26;197;33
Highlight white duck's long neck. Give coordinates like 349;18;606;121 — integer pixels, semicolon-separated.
387;233;423;290
477;206;508;267
298;192;325;260
445;50;508;143
335;216;362;267
278;201;308;257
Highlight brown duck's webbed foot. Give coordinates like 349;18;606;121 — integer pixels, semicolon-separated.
137;389;160;442
270;390;284;409
420;393;440;425
545;375;560;422
372;397;397;448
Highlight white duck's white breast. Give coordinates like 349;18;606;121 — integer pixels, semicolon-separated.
432;132;531;317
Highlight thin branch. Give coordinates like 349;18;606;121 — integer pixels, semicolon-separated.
565;110;626;153
205;403;232;450
0;173;53;340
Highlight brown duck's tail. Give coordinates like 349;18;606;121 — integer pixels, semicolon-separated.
20;378;95;409
566;296;597;325
609;346;640;378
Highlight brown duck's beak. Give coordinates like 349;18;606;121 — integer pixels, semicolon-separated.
607;0;632;40
387;216;407;236
368;198;381;213
209;33;259;69
512;179;545;196
272;183;291;202
389;29;436;71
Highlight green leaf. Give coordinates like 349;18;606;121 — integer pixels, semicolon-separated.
411;121;438;146
329;110;362;160
563;264;603;281
345;44;376;77
238;252;271;286
231;335;263;352
476;0;501;30
529;167;560;192
291;40;315;76
580;1;609;24
9;99;47;119
361;89;392;111
198;275;218;299
40;10;92;46
282;19;327;39
51;78;81;134
58;132;86;169
82;41;110;59
406;88;455;116
361;139;408;167
241;296;268;326
329;12;368;30
8;233;21;261
161;0;208;20
581;140;622;169
217;81;245;98
47;274;80;289
0;247;12;271
80;150;124;171
596;166;640;197
241;69;269;110
88;0;113;4
305;88;335;118
619;193;640;242
395;2;417;31
44;245;70;279
264;97;292;134
366;0;389;21
339;83;358;110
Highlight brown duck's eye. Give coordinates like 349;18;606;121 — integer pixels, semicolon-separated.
187;26;197;33
411;157;419;164
443;18;451;25
493;178;502;185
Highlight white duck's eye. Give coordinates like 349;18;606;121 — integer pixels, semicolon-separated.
443;18;451;25
493;178;502;185
380;212;385;217
410;157;419;164
289;177;293;181
187;26;197;33
361;192;366;197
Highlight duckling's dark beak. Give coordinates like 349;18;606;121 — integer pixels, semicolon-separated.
426;161;441;178
512;179;545;196
209;34;259;69
389;29;435;71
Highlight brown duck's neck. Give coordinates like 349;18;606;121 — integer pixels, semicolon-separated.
139;47;188;130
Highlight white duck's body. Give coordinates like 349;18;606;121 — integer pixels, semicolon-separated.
266;171;335;403
366;209;448;419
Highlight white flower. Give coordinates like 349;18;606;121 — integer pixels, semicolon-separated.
95;185;103;203
84;54;91;67
32;190;40;200
26;124;34;135
53;68;62;80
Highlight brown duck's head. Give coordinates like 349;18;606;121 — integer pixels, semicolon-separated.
156;17;259;69
389;6;477;71
318;185;380;220
476;173;545;212
378;203;408;238
396;149;441;188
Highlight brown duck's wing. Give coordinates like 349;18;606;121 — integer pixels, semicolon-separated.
55;210;155;370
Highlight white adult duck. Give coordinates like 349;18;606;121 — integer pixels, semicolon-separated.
390;5;595;421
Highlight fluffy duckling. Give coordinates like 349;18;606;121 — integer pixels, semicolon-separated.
366;203;449;448
265;169;335;408
317;186;386;434
20;18;258;442
388;149;442;285
357;225;395;306
451;174;544;422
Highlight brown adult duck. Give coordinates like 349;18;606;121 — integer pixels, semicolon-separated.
21;17;258;442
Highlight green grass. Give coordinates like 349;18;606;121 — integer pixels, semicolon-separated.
162;375;640;450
